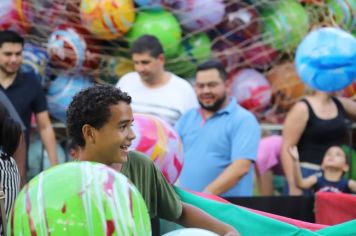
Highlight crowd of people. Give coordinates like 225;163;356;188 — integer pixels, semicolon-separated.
0;29;355;235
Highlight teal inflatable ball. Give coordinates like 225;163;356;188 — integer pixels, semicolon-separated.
126;10;182;58
261;0;309;52
166;33;212;78
295;27;356;92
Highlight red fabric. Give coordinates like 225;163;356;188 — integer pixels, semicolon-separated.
315;192;356;225
189;190;327;231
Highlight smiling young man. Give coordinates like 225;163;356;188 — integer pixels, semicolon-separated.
175;60;261;197
66;85;239;236
116;34;198;126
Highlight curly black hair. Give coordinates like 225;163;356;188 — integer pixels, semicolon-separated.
66;85;131;147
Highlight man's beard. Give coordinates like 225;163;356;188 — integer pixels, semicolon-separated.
199;94;227;112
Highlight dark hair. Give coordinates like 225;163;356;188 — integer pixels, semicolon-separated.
131;35;164;58
66;85;132;147
0;103;21;158
0;30;24;48
196;60;228;81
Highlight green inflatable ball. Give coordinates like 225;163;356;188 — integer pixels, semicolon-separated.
261;0;309;51
166;33;212;78
127;10;182;58
8;162;151;236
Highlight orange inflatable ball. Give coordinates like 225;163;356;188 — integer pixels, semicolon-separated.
80;0;135;40
267;62;305;110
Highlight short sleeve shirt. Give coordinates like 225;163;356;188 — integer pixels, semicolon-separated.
121;151;183;221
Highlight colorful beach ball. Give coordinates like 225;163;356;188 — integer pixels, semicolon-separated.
327;0;356;31
8;162;151;235
130;113;184;184
47;25;100;74
261;0;309;51
27;135;67;181
21;43;48;86
47;74;94;123
295;27;356;92
216;1;261;44
267;62;305;110
127;10;182;58
230;69;272;111
169;0;225;31
80;0;135;40
165;33;212;78
0;0;30;33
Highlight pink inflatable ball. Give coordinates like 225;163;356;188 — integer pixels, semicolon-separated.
0;0;30;33
29;0;81;35
242;41;280;70
47;24;101;74
216;1;261;44
230;68;272;111
212;40;242;74
169;0;225;31
130;113;184;184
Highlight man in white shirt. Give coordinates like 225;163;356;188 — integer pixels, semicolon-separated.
116;35;198;126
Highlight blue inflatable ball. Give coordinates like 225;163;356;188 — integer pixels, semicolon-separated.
27;135;67;181
295;27;356;92
21;43;48;86
47;74;94;123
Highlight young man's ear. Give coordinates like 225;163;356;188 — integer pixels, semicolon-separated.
342;163;350;173
82;124;96;144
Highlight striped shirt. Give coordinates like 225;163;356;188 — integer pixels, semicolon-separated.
0;150;20;234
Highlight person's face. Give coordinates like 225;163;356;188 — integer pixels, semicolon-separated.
195;68;229;112
0;42;23;75
132;52;164;84
92;102;136;165
321;146;348;171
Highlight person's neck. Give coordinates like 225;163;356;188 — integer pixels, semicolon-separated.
323;167;344;182
313;91;332;105
0;70;17;89
201;98;229;120
144;71;169;88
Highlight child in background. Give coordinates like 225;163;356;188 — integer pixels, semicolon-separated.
290;145;356;193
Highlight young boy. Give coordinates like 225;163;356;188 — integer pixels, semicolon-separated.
290;145;356;193
66;85;239;236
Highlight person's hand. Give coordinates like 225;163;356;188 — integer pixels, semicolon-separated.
289;186;303;196
224;230;240;236
289;146;299;161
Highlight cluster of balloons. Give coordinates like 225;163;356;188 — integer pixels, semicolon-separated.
0;0;355;120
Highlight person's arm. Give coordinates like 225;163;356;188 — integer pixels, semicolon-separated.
203;159;251;195
289;146;317;189
281;102;309;195
12;132;27;187
35;111;58;166
338;96;356;120
176;203;239;236
348;180;356;193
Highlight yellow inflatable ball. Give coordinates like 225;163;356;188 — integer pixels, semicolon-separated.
80;0;135;40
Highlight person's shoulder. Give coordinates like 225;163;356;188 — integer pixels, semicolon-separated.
116;72;139;86
128;150;154;167
169;73;193;86
288;100;309;115
17;70;41;84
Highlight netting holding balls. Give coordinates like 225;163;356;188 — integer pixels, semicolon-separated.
1;0;355;123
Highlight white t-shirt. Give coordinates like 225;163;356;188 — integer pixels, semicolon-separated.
116;72;198;125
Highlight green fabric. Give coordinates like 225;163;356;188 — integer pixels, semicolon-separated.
121;151;183;221
174;187;356;236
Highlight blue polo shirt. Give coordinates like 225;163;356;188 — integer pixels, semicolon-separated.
0;70;47;145
175;98;260;197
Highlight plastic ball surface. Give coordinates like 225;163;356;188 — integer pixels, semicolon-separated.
130;113;184;184
8;162;151;236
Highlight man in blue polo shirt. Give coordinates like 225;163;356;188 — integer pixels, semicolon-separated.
0;30;58;184
175;60;261;197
